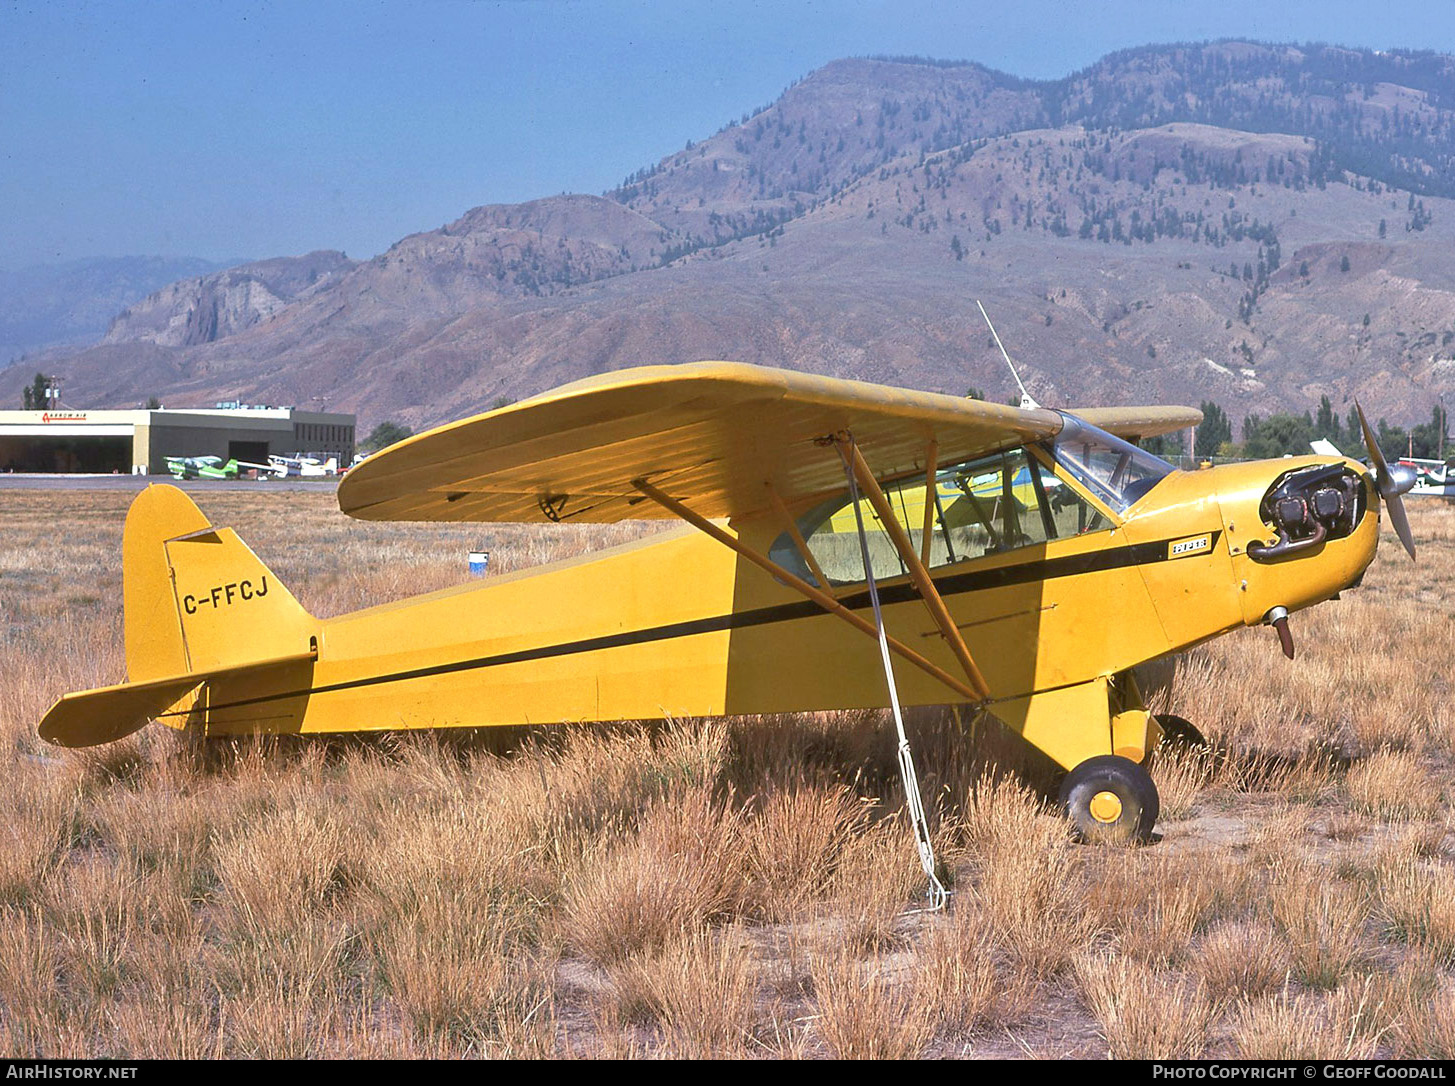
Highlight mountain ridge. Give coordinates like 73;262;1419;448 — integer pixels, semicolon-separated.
14;41;1455;432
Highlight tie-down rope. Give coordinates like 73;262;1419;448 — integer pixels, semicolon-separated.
840;440;948;911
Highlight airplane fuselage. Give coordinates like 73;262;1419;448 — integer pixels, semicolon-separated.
170;452;1378;770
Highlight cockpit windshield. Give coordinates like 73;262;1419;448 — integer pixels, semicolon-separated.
1048;413;1177;512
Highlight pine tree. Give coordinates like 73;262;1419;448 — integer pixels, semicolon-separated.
21;372;47;411
1196;401;1232;457
1314;395;1341;443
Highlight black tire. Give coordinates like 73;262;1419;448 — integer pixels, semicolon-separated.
1155;714;1208;751
1059;754;1160;843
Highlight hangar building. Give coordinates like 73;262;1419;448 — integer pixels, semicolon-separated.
0;406;356;474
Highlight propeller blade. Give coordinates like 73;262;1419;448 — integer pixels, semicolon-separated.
1387;489;1417;561
1354;400;1417;561
1354;400;1390;484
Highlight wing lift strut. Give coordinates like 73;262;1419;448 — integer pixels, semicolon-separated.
632;431;993;910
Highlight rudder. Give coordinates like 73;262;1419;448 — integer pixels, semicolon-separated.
123;484;316;681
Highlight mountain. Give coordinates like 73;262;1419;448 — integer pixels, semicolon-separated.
101;251;355;349
14;41;1455;432
0;256;240;366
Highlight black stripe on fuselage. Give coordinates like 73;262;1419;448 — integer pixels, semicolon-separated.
169;530;1219;718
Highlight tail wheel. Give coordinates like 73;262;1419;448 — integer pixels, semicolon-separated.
1059;754;1159;844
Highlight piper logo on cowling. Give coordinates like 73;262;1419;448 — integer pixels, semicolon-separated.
1169;534;1212;559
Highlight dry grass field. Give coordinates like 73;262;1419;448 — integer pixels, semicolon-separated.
1;483;1453;1059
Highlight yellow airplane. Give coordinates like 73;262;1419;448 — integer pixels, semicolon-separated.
38;362;1415;847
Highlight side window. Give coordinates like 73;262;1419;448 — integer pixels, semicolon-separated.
941;448;1049;555
775;487;911;585
769;447;1112;587
1038;458;1112;539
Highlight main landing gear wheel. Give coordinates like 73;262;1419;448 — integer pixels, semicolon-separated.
1059;754;1160;844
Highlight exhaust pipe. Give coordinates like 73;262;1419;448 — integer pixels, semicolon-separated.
1263;605;1295;660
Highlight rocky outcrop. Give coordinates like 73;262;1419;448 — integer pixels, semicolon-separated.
103;251;355;347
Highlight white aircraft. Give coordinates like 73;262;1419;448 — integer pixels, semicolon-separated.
268;454;340;478
1398;456;1455;498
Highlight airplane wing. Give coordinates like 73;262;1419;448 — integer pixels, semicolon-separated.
338;362;1198;524
339;362;1067;523
1072;406;1203;443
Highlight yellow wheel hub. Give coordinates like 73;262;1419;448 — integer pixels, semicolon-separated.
1089;790;1123;824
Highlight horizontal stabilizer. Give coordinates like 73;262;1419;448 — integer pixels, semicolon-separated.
40;675;203;749
39;650;318;749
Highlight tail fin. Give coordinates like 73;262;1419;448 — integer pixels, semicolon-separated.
42;485;318;748
123;484;317;680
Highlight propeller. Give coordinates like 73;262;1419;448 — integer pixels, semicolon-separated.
1354;400;1418;561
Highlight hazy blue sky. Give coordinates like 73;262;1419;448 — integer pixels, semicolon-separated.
6;0;1455;270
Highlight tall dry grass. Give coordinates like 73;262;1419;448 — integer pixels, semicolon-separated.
604;929;761;1057
809;948;935;1059
1269;863;1371;989
2;487;1454;1056
561;785;748;965
1073;951;1218;1059
1230;981;1388;1059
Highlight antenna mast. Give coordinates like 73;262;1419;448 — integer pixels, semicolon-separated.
976;299;1038;410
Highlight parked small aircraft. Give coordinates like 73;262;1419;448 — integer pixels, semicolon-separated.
1398;456;1455;498
269;454;340;478
43;362;1416;846
164;456;272;480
